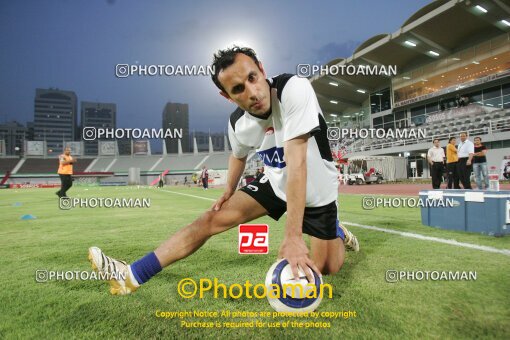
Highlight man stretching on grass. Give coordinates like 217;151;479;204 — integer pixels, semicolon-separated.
88;47;359;295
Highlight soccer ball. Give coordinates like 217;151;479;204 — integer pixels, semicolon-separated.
265;259;323;312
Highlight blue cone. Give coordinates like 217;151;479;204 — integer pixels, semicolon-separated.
20;214;37;220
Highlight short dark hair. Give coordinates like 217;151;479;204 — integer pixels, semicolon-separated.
448;137;456;143
211;46;261;92
474;136;481;141
433;138;439;143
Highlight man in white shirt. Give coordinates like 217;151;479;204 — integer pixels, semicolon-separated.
457;132;474;189
88;46;359;295
427;138;445;189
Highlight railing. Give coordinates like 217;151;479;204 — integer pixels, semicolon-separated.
348;117;510;153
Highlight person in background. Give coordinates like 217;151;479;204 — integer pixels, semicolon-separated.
457;132;474;189
200;165;209;190
446;137;460;189
56;147;76;198
472;137;489;190
427;138;445;189
158;174;164;188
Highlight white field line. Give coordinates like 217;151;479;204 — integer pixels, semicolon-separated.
157;189;510;257
341;221;510;257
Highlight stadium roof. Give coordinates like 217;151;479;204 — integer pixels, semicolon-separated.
312;0;510;116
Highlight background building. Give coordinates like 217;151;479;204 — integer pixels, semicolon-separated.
34;88;77;154
162;102;189;153
81;101;116;155
0;121;27;156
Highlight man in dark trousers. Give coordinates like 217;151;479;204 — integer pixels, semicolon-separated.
200;165;209;190
427;139;445;189
56;147;76;198
457;132;474;189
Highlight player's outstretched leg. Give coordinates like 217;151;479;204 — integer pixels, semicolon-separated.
88;190;267;295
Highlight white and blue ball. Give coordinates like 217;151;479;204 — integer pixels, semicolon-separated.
265;259;323;312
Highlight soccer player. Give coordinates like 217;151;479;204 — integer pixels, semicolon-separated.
56;147;75;198
88;46;359;295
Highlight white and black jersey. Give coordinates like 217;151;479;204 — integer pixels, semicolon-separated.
229;74;338;208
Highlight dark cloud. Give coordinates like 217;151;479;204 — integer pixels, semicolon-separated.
313;41;361;65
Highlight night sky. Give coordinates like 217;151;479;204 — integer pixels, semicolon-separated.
0;0;431;136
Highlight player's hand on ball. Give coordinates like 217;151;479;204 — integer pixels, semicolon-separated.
278;235;321;283
211;190;233;211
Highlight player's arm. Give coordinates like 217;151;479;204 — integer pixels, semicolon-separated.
467;143;475;165
427;149;433;166
474;148;487;157
278;134;319;283
277;76;322;282
59;156;74;165
212;154;247;211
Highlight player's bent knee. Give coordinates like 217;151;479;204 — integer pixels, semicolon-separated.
319;257;344;276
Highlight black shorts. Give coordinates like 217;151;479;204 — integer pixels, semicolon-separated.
240;174;343;240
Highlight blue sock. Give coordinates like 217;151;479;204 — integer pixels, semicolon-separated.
130;252;162;284
336;220;346;241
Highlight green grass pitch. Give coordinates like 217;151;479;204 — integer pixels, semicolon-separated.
0;185;509;339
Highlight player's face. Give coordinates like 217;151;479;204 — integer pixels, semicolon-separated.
433;140;439;147
450;138;456;145
64;148;71;155
474;138;481;145
218;53;270;116
460;134;467;142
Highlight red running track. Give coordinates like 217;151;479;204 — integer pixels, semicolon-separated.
339;182;510;196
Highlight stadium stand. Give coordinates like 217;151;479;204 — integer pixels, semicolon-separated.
348;106;510;153
154;154;209;171
87;157;115;172
106;156;161;172
0;158;20;174
312;0;510;178
202;153;230;170
83;153;231;173
16;158;93;174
